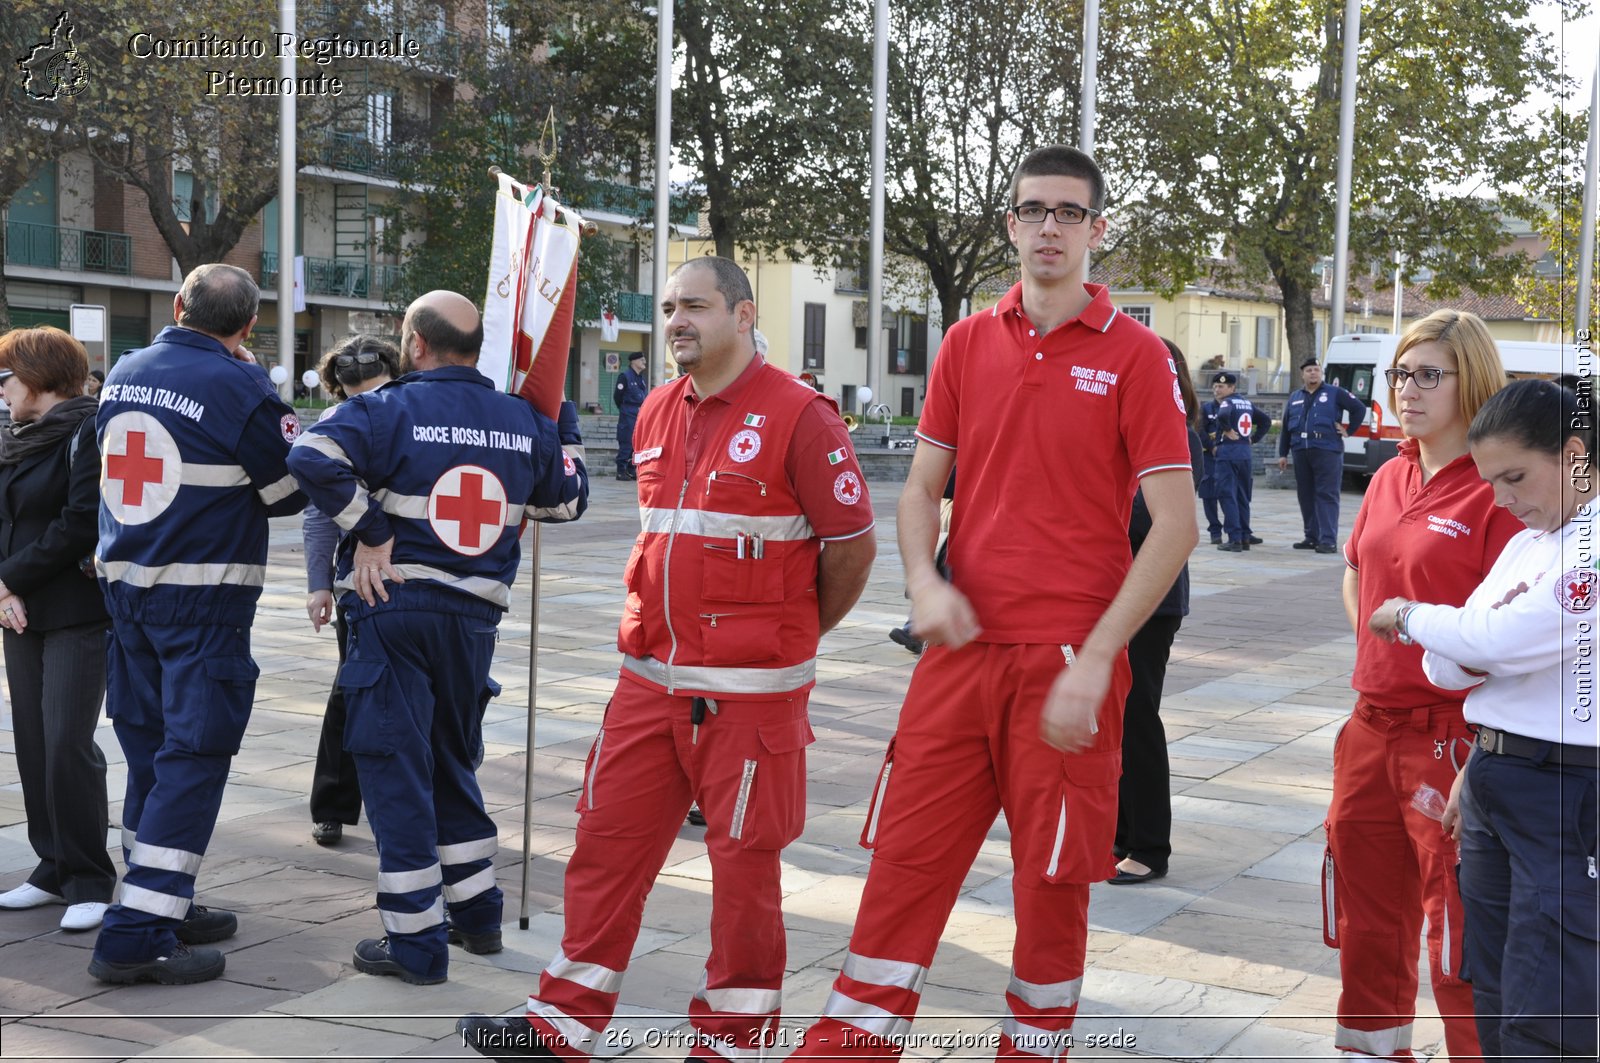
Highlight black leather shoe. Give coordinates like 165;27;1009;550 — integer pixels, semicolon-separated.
312;821;343;845
175;904;237;945
89;942;225;985
686;804;707;827
448;924;504;955
457;1014;559;1060
1209;535;1223;545
1218;542;1244;552
1315;544;1339;554
1246;536;1263;545
1292;539;1316;550
353;937;445;985
1107;866;1168;885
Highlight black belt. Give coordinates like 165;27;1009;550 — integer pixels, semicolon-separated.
1472;724;1600;767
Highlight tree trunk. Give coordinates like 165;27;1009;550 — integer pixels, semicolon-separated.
1273;264;1319;367
0;217;11;333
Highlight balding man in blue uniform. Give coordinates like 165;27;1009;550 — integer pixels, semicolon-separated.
288;290;588;985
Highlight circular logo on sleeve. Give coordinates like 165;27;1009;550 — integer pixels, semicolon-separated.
280;413;301;443
428;465;509;556
1557;568;1596;613
833;470;862;505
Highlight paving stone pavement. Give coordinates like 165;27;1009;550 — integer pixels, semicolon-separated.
0;473;1452;1061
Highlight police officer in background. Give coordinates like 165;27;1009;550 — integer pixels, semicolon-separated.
288;290;588;985
89;264;306;985
614;351;647;479
1277;357;1366;554
1208;370;1270;551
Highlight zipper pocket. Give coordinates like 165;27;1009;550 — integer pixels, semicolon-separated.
707;469;768;496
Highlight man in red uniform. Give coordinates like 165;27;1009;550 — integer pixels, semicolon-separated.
788;145;1197;1062
458;256;876;1061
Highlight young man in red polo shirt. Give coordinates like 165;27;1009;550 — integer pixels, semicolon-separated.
788;145;1197;1061
458;257;876;1062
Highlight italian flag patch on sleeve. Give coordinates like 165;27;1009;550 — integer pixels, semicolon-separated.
827;447;847;465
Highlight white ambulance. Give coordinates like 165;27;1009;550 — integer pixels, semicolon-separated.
1322;333;1584;479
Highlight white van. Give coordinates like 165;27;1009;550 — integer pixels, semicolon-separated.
1321;333;1584;478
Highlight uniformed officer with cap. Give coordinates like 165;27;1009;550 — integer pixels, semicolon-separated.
1208;370;1270;551
1277;358;1366;554
614;351;647;479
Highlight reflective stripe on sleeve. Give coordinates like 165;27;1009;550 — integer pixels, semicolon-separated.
438;836;500;864
257;473;300;505
622;655;815;695
292;431;351;464
376;863;442;894
379;896;445;934
128;840;204;878
332;488;371;531
99;559;266;589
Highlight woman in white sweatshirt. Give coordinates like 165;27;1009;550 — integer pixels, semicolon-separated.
1370;378;1597;1063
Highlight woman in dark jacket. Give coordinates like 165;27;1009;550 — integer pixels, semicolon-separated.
0;327;115;930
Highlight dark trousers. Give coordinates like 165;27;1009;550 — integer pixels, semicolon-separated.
1458;749;1600;1062
1114;613;1181;873
1292;447;1344;547
341;609;503;979
4;620;116;903
309;608;362;825
616;409;639;476
1214;455;1254;543
1199;453;1222;540
95;620;257;964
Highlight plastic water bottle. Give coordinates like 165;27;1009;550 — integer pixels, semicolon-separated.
1411;784;1447;821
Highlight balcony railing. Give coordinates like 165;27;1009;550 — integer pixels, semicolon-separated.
305;130;405;180
6;220;131;275
614;291;653;323
262;252;402;301
584;181;698;226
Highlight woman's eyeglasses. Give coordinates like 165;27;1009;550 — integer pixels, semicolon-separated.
1384;367;1458;390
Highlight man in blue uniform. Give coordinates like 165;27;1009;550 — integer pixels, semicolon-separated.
614;351;647;479
1198;397;1224;544
1277;358;1366;554
287;289;588;985
89;264;307;985
1208;371;1270;551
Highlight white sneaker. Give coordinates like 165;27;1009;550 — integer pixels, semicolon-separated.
60;901;108;931
0;883;66;909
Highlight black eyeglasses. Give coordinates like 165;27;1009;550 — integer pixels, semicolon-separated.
1012;203;1099;225
1384;367;1458;390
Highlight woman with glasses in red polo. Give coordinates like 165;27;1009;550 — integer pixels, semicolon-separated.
1325;309;1520;1061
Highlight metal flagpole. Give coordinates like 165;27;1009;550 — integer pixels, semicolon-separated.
278;0;296;385
518;121;565;929
1079;0;1098;279
866;0;888;406
651;0;675;385
1577;64;1599;333
1329;0;1361;341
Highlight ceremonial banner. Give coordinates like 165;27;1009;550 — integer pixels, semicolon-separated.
481;171;586;419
